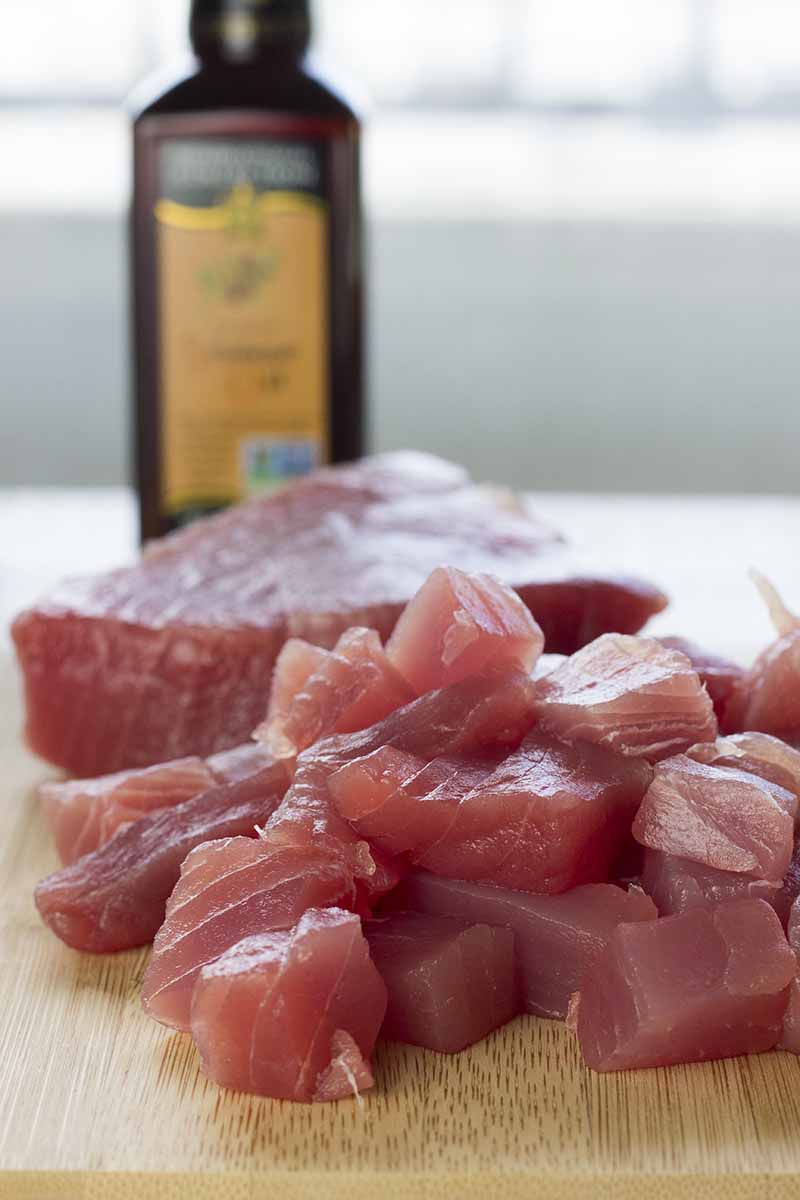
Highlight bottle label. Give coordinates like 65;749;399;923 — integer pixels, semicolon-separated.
155;137;329;521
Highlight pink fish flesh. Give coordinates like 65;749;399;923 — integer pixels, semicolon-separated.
142;838;357;1032
533;635;717;762
658;637;744;725
640;848;781;917
11;453;666;777
255;627;413;761
330;731;652;894
385;566;544;695
365;911;517;1053
725;631;800;743
632;755;795;882
380;871;657;1020
191;909;386;1101
35;750;288;952
41;757;217;866
570;899;795;1071
688;733;800;813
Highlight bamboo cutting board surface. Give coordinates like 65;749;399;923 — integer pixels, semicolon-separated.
2;492;799;1199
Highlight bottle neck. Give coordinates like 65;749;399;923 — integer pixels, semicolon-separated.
190;1;311;66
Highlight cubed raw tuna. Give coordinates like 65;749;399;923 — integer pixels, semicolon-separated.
385;566;545;694
640;849;781;917
534;635;717;762
657;637;744;725
330;730;652;894
689;733;800;812
35;750;288;953
632;755;795;882
141;836;357;1032
265;665;538;857
191;909;387;1101
381;871;657;1019
365;912;517;1053
570;900;795;1071
41;757;217;866
255;628;413;760
725;632;800;743
779;900;800;1054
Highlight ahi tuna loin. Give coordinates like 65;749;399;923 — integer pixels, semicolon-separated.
570;900;795;1072
12;453;666;777
191;909;387;1101
365;912;517;1053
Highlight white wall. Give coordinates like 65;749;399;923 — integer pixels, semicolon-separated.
1;211;798;493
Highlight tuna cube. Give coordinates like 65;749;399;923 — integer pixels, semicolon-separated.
657;637;744;725
688;733;800;813
190;909;387;1102
640;849;781;917
381;871;657;1019
385;566;545;695
330;731;652;894
141;836;356;1032
41;757;217;866
365;912;517;1053
632;755;795;882
570;900;795;1072
725;631;800;743
534;634;717;762
255;628;413;760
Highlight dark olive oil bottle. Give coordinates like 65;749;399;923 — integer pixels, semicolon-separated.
131;0;364;541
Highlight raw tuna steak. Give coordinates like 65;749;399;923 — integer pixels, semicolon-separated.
640;849;781;917
657;637;744;725
190;909;386;1101
688;734;800;812
632;755;795;882
385;567;544;694
12;453;666;777
569;900;795;1072
533;635;717;762
42;757;216;866
35;750;288;952
330;731;652;893
381;871;657;1020
255;627;413;761
142;838;356;1032
365;912;517;1053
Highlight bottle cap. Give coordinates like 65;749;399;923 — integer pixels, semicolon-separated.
191;0;311;58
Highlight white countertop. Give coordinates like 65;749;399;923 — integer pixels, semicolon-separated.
1;487;796;665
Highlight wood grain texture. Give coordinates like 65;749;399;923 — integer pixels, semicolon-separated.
2;652;800;1200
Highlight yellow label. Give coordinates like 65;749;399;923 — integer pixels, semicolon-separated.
156;181;329;515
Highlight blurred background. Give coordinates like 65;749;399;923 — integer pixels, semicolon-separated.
1;0;799;493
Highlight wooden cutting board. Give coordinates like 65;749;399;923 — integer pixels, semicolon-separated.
2;657;800;1200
